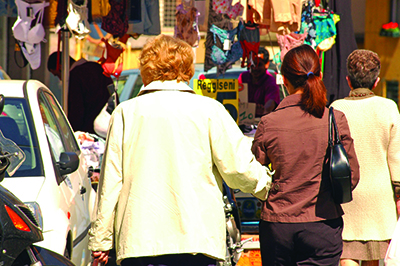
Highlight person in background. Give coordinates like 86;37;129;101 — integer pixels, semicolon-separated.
88;34;273;266
251;44;360;266
47;52;112;134
330;49;400;266
238;47;281;117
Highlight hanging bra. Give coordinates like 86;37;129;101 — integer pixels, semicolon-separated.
12;0;49;45
66;0;90;39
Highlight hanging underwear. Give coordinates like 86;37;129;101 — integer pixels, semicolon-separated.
12;0;49;70
212;0;232;15
313;14;337;50
239;23;260;69
276;31;307;61
91;0;111;20
66;0;91;39
226;2;244;19
209;24;242;65
102;0;129;38
13;0;48;45
98;35;129;79
174;3;200;47
298;4;316;48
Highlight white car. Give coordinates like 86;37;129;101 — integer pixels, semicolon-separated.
0;80;96;266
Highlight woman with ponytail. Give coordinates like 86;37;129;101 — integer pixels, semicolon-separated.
251;44;360;266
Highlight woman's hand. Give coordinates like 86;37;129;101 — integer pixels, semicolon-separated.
396;198;400;216
92;250;110;265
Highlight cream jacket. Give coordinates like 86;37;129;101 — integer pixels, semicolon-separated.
88;80;272;263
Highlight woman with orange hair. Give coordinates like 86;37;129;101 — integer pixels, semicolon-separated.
251;44;360;266
88;34;273;266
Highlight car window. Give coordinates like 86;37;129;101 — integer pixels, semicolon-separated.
115;75;128;97
39;96;65;161
129;74;143;99
40;91;80;153
1;98;43;177
114;72;143;102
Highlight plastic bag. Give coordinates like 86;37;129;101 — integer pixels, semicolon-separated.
385;217;400;265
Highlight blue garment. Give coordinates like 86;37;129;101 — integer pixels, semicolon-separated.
127;0;160;35
0;0;17;17
209;23;243;65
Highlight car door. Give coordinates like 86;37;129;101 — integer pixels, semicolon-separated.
38;90;92;264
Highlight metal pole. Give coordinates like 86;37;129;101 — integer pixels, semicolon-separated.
61;29;70;115
0;17;7;72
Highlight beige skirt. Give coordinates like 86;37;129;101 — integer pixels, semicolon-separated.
341;240;390;261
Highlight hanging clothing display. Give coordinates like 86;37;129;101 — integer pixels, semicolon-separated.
98;34;129;79
12;0;49;70
101;0;128;38
55;0;68;28
174;0;200;47
66;0;91;39
91;0;110;21
298;1;317;47
297;2;338;51
209;22;243;65
276;31;307;62
247;0;270;24
127;0;160;36
323;0;357;104
314;13;339;51
270;0;302;34
43;0;58;28
239;22;260;69
204;0;233;74
248;0;302;34
212;0;243;19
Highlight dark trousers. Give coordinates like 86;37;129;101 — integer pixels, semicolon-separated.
259;218;343;266
121;254;217;266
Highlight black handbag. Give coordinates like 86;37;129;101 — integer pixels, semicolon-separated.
329;107;352;204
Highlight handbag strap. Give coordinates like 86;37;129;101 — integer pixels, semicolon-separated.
329;107;341;146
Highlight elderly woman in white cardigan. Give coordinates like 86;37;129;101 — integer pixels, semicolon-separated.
330;49;400;266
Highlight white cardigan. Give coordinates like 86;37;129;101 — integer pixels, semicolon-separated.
331;95;400;241
88;80;272;263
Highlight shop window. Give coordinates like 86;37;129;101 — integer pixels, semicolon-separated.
161;0;176;30
386;80;399;104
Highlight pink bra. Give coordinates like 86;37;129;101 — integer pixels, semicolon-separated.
12;0;49;45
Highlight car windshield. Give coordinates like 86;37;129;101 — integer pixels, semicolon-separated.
0;98;43;177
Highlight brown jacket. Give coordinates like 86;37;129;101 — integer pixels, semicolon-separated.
252;94;360;223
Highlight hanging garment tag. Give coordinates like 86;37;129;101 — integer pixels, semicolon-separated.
223;39;232;50
276;73;284;85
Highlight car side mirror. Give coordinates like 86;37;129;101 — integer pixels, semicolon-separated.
0;95;5;114
57;152;79;177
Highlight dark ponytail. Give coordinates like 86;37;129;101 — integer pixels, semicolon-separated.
281;45;327;118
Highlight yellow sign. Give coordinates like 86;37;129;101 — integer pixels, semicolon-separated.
193;79;239;123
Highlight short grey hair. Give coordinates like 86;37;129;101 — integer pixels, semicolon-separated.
347;49;380;89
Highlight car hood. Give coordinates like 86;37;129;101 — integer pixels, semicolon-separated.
1;177;45;202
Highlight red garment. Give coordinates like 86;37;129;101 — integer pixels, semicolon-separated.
98;35;129;79
101;0;128;37
240;40;260;69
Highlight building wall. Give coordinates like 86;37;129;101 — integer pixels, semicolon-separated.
364;0;400;102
